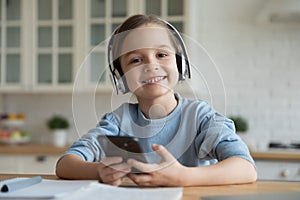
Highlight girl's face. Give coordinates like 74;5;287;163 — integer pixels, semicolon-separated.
119;24;179;100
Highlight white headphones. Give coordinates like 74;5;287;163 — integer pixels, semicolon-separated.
108;18;191;94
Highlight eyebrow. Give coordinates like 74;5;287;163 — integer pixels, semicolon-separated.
121;45;175;58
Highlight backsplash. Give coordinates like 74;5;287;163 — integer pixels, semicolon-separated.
0;0;299;147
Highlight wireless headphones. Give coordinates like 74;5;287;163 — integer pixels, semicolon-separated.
108;18;191;94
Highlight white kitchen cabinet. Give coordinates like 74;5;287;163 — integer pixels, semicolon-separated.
255;159;300;181
0;0;188;93
35;0;75;88
0;0;23;91
0;154;59;174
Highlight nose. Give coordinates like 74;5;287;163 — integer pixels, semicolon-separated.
143;56;159;72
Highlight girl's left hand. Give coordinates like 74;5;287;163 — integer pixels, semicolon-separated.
127;144;186;186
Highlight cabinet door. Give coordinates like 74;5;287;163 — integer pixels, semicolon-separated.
256;160;300;181
144;0;185;32
20;155;59;174
0;0;23;90
0;154;59;174
85;0;127;89
34;0;74;90
0;154;18;173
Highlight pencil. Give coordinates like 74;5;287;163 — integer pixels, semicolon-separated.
1;176;42;193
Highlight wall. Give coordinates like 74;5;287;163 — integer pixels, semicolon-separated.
1;0;300;147
188;0;300;145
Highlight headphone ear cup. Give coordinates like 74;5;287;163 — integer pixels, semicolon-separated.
110;73;126;94
117;77;126;94
176;53;186;80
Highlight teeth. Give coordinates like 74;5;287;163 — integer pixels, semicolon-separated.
144;76;164;83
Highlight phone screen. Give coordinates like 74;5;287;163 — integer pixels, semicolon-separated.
97;135;147;163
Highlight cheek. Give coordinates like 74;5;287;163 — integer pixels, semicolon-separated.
169;71;179;87
168;61;179;83
123;68;142;91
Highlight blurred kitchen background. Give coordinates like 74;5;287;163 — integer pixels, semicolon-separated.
0;0;300;178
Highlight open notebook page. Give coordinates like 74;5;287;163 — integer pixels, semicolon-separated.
0;178;182;200
0;178;95;199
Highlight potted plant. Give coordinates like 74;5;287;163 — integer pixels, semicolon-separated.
229;116;248;133
229;115;253;147
47;115;69;147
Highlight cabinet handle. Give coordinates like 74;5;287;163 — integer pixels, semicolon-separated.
36;155;47;162
280;169;290;178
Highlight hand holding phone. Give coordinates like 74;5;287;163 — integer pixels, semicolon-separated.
97;156;132;186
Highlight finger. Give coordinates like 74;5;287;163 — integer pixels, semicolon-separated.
127;173;153;186
127;159;155;173
109;162;132;173
108;179;122;186
102;170;130;183
99;162;131;176
100;156;123;166
152;144;175;162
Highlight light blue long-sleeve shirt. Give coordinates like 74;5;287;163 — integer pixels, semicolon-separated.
63;93;255;167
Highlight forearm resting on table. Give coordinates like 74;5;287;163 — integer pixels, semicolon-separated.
56;154;100;180
181;157;257;186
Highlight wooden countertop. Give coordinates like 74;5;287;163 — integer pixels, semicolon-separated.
0;174;300;200
251;150;300;161
183;181;300;200
0;143;68;155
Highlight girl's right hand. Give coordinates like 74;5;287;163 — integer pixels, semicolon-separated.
97;157;132;186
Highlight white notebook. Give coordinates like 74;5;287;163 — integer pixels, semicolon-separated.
0;177;182;200
0;178;94;199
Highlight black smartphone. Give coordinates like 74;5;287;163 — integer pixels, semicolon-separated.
97;135;148;163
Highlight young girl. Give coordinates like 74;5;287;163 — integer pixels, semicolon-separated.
56;14;257;186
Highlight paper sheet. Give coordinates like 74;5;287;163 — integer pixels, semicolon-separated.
60;182;182;200
0;178;182;200
0;178;95;199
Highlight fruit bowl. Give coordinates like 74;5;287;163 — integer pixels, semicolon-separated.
0;136;31;145
0;130;31;145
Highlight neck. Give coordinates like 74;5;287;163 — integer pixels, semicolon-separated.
137;92;178;119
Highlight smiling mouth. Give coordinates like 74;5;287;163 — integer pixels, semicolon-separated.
142;76;167;84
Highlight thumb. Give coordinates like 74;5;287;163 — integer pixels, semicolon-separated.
152;144;175;162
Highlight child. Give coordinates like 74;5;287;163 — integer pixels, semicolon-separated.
56;14;257;186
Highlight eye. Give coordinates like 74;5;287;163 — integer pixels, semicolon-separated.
157;52;168;58
129;58;142;64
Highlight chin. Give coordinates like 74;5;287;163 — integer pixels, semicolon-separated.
137;88;174;99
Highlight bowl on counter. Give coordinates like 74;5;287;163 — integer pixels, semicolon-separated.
0;115;31;145
0;130;31;145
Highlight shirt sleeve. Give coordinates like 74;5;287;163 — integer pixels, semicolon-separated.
195;103;255;166
60;112;120;162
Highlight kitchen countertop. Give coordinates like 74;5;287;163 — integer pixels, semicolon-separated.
0;144;300;160
0;143;68;155
251;150;300;161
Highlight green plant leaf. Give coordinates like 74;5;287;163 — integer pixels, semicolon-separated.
47;115;69;130
229;116;248;133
